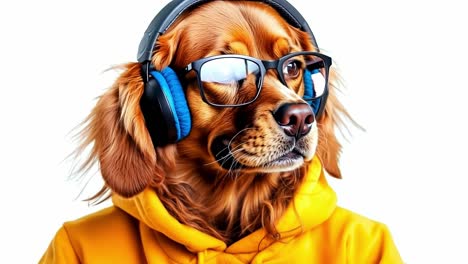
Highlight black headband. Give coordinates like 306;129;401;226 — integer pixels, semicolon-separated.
137;0;319;64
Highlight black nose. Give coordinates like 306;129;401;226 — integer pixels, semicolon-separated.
273;103;315;140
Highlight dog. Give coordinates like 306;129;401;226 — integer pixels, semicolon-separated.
41;1;402;263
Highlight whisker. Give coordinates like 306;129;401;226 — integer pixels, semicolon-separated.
203;127;254;166
228;158;243;181
203;147;244;166
227;128;254;153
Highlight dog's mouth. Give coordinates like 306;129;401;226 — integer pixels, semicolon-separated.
210;135;306;172
258;149;305;172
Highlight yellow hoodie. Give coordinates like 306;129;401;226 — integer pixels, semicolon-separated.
40;157;403;263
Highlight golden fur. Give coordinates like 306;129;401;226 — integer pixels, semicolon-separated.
77;1;351;244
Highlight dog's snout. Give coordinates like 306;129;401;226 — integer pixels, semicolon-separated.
274;103;314;139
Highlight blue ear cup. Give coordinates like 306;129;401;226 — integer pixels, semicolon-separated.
157;67;191;139
140;67;191;147
303;69;322;116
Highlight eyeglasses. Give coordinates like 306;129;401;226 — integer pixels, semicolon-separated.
182;51;332;107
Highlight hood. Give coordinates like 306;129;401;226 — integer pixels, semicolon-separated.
112;156;337;254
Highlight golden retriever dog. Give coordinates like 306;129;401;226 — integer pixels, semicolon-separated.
82;1;344;243
41;0;402;263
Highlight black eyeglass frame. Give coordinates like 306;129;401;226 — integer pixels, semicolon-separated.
182;51;332;108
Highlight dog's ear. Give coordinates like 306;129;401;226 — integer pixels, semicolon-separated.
82;63;156;197
79;63;174;198
77;24;184;198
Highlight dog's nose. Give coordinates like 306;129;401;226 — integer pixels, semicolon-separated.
274;103;314;140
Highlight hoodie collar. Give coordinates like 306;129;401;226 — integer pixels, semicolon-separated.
112;156;337;254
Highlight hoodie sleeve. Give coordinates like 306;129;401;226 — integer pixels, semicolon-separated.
39;226;80;264
321;207;403;263
346;221;403;263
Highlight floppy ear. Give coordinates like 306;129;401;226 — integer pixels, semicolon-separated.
76;20;183;199
78;63;157;197
79;63;178;198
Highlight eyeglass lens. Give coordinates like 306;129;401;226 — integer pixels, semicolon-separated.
199;54;326;106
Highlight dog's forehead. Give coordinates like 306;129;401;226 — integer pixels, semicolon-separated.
180;1;301;59
224;6;297;57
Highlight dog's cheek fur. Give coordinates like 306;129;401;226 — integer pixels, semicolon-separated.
79;63;173;197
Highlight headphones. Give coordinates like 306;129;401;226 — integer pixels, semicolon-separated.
138;0;328;147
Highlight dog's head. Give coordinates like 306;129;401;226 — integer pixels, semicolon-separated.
79;1;350;241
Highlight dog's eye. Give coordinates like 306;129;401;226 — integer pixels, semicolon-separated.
283;60;302;79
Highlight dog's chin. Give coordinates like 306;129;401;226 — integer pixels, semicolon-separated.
248;150;305;173
210;135;311;173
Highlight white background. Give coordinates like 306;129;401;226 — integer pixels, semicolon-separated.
1;0;467;263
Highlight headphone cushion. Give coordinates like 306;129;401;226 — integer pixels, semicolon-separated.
160;67;191;139
303;69;322;116
149;69;191;141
